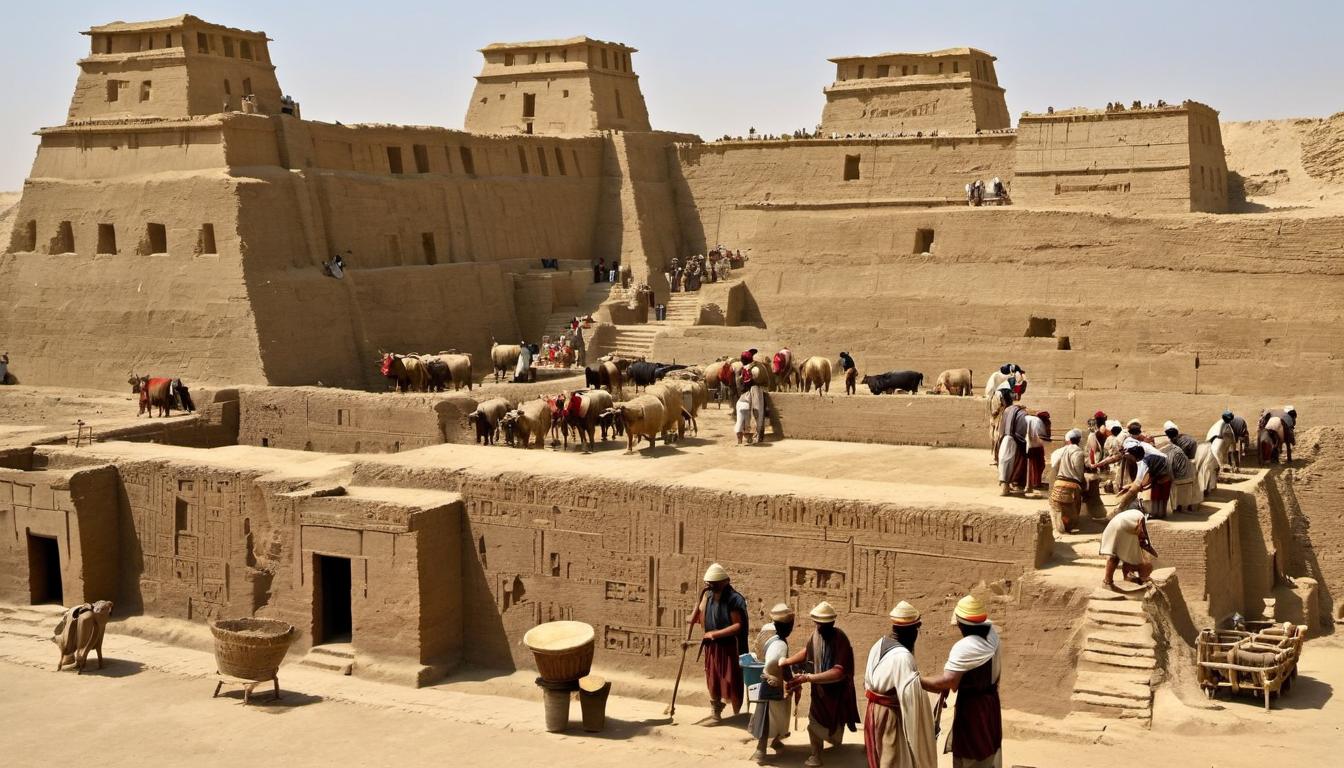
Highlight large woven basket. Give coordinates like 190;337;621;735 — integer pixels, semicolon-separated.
211;618;295;681
523;621;595;683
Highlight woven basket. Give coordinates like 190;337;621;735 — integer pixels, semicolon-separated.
211;618;295;681
523;621;595;683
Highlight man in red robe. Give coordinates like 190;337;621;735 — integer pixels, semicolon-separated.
687;563;748;721
784;601;860;766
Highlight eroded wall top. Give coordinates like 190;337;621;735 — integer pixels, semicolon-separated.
70;14;283;122
465;36;651;135
821;47;1010;135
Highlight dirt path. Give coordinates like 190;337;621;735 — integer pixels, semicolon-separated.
3;619;1343;767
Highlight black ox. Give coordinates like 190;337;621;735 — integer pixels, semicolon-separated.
862;370;924;395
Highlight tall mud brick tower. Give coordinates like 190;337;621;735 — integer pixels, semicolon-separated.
465;37;651;135
820;48;1010;135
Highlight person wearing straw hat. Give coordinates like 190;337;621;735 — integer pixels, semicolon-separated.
749;604;796;763
863;602;936;768
686;562;749;721
1047;429;1088;534
920;595;1002;768
783;601;860;766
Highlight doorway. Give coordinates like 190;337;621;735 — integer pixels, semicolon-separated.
27;534;63;605
313;554;352;644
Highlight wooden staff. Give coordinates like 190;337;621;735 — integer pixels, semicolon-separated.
666;586;709;718
933;689;949;738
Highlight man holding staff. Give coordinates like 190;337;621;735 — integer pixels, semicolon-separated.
685;563;749;721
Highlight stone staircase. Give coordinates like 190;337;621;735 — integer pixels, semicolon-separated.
1054;534;1158;726
300;642;354;675
604;291;702;359
540;282;616;344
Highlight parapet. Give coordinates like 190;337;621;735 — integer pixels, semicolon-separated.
820;47;1010;136
465;36;650;135
69;15;283;122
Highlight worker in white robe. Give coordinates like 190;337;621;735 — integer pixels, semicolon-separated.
864;602;937;768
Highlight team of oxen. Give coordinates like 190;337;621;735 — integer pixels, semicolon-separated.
127;374;197;417
444;347;979;455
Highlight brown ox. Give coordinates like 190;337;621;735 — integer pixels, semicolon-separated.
129;375;175;417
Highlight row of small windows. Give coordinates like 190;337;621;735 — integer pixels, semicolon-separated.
384;143;582;179
843;58;989;81
501;46;630;72
93;31;264;62
10;220;217;256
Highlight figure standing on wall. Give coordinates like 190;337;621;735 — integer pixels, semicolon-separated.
782;601;860;767
837;352;858;396
863;602;937;768
920;596;1004;768
685;563;748;722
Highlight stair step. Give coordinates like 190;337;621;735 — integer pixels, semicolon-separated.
1072;672;1153;700
1086;627;1155;650
1081;649;1157;670
1071;691;1151;710
1086;612;1148;628
308;644;354;659
1080;642;1155;661
1087;600;1146;616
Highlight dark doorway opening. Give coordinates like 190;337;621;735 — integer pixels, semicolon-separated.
314;554;352;644
913;228;935;254
28;534;63;605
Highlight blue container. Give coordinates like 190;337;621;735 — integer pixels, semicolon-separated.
740;652;764;689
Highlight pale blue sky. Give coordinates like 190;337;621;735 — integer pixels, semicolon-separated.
2;1;1339;188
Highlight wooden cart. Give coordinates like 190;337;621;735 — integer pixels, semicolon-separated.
1196;622;1305;710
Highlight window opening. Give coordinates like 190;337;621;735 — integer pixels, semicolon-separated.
387;146;404;174
422;233;437;264
197;223;217;255
413;144;430;173
143;223;167;255
913;228;935;254
843;154;861;181
53;221;76;254
96;223;116;255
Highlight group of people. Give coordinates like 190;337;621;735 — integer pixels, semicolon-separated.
592;258;622;284
689;564;1002;768
965;178;1007;206
666;248;746;293
985;360;1302;590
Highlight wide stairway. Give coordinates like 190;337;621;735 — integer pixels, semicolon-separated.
1054;533;1158;726
604;291;702;359
540;281;617;343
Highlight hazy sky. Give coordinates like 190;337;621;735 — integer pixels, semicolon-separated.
1;0;1339;189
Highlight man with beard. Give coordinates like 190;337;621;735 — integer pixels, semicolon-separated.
921;596;1003;768
749;603;796;763
864;601;936;768
686;563;749;721
784;601;860;766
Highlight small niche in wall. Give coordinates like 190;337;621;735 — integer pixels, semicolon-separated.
14;219;37;252
96;223;116;255
197;223;217;255
843;154;860;181
142;223;167;255
1025;316;1057;338
913;228;935;254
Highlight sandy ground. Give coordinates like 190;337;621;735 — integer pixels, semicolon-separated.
0;385;163;448
2;612;1342;768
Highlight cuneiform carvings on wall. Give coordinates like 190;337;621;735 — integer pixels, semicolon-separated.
456;472;1045;668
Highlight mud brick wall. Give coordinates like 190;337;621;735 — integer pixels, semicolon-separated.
0;465;120;605
1149;502;1243;626
236;386;477;453
768;391;1074;447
